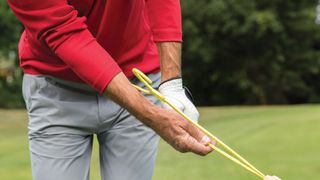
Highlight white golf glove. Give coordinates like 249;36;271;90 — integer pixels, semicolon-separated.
158;77;200;122
264;175;281;180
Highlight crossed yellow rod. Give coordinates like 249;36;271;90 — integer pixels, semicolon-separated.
132;68;265;179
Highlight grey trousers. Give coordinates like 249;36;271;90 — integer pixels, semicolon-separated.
22;73;161;180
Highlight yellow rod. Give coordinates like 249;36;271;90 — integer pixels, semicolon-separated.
131;68;265;178
209;144;264;179
163;98;265;178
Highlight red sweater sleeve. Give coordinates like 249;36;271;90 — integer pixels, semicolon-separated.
146;0;183;42
7;0;122;93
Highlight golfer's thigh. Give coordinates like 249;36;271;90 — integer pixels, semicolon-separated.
97;114;160;180
29;134;93;180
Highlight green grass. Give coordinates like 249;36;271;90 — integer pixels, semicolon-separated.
1;105;320;180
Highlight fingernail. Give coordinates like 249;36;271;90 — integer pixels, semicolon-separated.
200;136;210;145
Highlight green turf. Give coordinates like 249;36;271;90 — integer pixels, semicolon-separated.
0;105;320;180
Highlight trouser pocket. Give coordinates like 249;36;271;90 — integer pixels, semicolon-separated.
23;74;100;135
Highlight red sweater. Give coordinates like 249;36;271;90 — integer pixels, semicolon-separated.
8;0;182;93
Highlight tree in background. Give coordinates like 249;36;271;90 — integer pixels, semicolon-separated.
0;0;23;108
182;0;320;105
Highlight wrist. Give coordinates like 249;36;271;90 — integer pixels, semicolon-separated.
157;42;182;82
104;72;162;128
161;71;181;83
136;101;161;128
159;76;182;88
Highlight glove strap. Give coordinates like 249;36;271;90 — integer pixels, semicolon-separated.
183;86;194;102
158;76;182;88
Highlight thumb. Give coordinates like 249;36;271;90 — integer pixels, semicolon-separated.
182;134;213;156
184;124;215;155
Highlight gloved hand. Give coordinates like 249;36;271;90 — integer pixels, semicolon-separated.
264;175;281;180
158;77;200;122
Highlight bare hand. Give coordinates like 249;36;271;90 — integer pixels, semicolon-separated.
150;108;215;156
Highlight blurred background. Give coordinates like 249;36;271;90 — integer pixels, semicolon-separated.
1;0;320;180
182;0;320;106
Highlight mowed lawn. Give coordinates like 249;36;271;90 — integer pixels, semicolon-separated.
0;105;320;180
